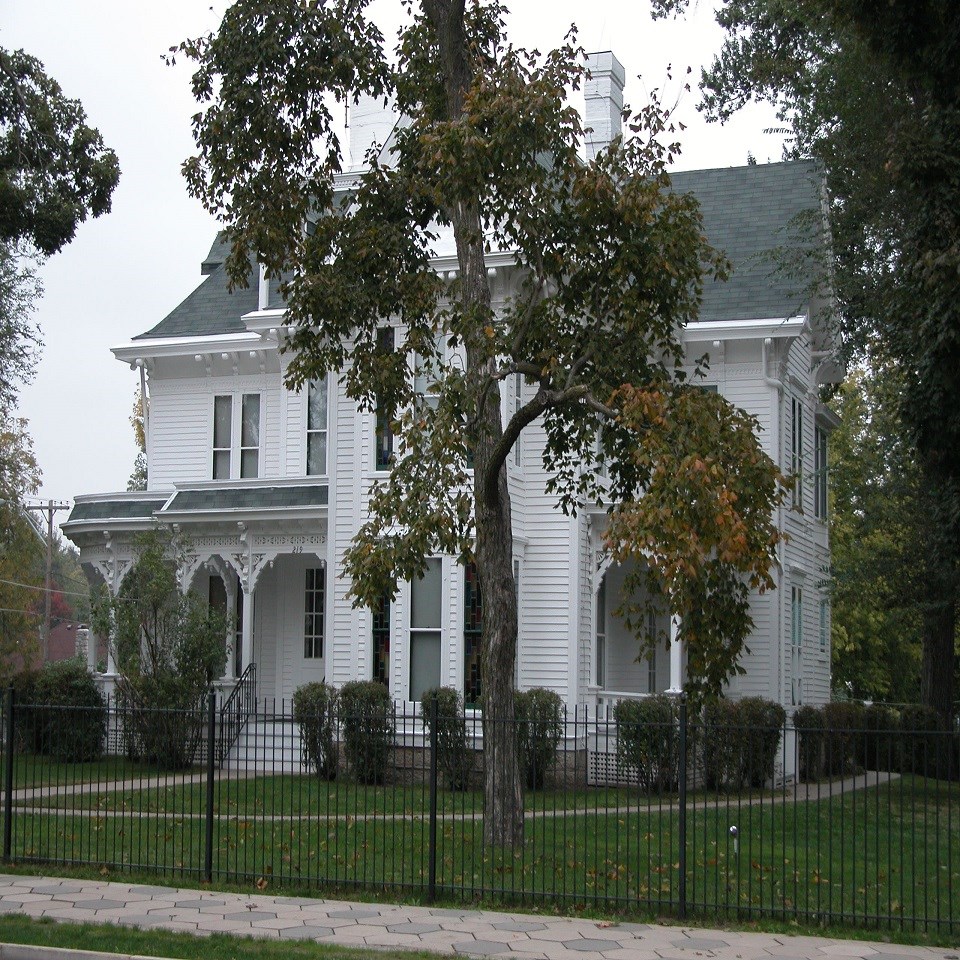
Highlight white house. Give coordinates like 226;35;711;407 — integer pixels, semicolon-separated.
62;52;838;720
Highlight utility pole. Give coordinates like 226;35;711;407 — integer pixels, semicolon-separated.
22;500;70;662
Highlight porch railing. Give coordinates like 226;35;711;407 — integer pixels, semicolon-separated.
216;662;256;767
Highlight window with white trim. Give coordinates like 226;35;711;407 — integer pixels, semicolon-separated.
595;577;606;689
791;397;804;509
372;590;390;688
409;559;442;701
791;585;803;705
304;568;325;659
646;609;657;693
814;426;828;519
464;561;482;706
306;377;328;476
375;327;394;470
213;393;261;480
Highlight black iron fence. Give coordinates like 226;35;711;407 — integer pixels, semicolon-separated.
1;690;957;934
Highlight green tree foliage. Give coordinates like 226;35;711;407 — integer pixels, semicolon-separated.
0;46;119;257
829;364;931;703
93;529;228;768
651;0;960;717
127;388;147;492
178;0;785;843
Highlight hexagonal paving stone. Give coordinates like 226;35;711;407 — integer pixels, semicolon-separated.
386;922;443;935
30;884;87;895
430;909;485;919
671;940;730;951
454;941;513;955
328;908;382;919
493;922;548;933
871;955;930;960
224;910;279;921
563;939;625;952
129;886;179;896
174;899;226;909
279;926;335;940
72;899;131;911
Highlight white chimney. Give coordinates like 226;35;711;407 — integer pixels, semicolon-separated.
584;51;625;160
349;93;400;170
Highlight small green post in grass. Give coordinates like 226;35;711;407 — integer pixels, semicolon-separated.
3;686;14;862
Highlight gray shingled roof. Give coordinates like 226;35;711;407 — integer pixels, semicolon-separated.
64;498;167;524
162;485;329;512
673;161;821;322
135;161;821;339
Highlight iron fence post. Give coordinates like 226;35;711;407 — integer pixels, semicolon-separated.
3;687;14;862
428;695;439;903
677;694;688;920
204;688;216;882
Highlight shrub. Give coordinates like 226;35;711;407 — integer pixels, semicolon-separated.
340;680;394;784
293;682;338;780
822;701;866;776
899;704;951;778
737;697;786;788
11;660;105;762
118;675;205;769
515;688;563;789
860;704;900;772
421;686;470;791
615;695;679;793
700;698;740;790
793;704;824;782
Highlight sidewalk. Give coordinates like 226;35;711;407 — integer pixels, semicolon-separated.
0;875;955;960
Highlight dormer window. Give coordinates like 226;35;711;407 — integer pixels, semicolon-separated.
212;393;261;480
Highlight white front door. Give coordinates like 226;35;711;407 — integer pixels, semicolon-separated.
276;555;327;703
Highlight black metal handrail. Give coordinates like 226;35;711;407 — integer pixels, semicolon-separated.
216;662;256;767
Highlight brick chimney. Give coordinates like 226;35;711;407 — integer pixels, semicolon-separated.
584;51;626;160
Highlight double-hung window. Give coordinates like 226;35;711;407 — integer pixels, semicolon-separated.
306;377;328;476
464;561;482;706
409;558;442;701
791;397;804;509
375;327;394;470
814;426;828;519
213;393;261;480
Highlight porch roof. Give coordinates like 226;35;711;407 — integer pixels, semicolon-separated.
63;495;168;526
160;484;329;514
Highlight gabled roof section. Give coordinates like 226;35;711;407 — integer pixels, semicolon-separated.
134;160;822;340
672;160;822;323
132;241;259;340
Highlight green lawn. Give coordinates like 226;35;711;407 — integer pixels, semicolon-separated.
7;776;958;933
5;753;180;790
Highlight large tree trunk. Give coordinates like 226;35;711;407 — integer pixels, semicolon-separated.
423;0;525;846
920;597;956;723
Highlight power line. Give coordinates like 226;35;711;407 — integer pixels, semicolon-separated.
0;576;90;600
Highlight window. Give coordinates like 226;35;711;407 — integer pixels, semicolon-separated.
413;333;445;410
814;426;828;519
212;394;260;479
306;377;328;476
595;577;606;688
791;397;804;509
514;373;522;467
791;585;803;705
819;597;829;652
409;559;441;701
464;561;482;706
646;609;657;693
375;327;394;470
372;591;390;688
304;568;325;659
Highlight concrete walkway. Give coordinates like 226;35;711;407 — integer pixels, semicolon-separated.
0;874;955;960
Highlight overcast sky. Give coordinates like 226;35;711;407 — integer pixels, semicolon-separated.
6;1;783;515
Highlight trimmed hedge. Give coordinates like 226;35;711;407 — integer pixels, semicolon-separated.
700;696;784;790
339;680;394;784
293;682;338;780
615;695;679;793
515;688;563;789
822;701;865;776
860;703;900;772
793;704;825;782
421;686;470;790
12;660;106;762
739;697;786;788
899;704;952;778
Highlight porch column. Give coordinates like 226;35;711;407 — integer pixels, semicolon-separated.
667;615;683;694
85;628;97;673
240;586;254;675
